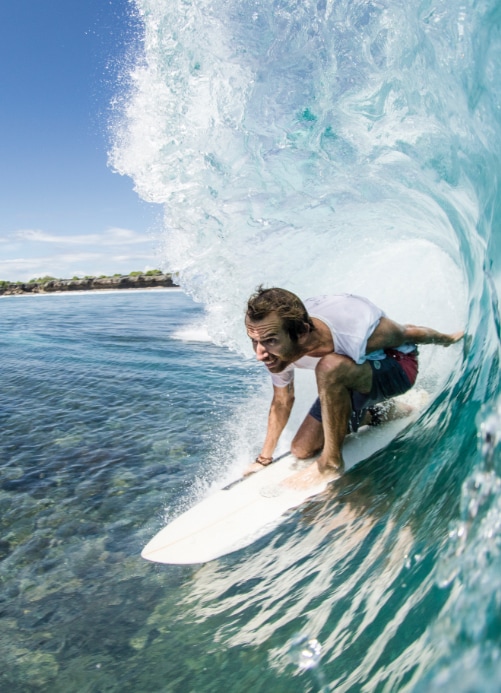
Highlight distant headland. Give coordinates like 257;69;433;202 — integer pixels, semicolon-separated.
0;270;178;296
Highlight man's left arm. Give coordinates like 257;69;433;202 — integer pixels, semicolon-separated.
366;317;464;352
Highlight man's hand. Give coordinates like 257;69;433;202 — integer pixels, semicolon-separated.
243;461;265;476
243;455;273;477
441;330;465;346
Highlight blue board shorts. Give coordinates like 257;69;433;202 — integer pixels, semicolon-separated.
308;349;418;433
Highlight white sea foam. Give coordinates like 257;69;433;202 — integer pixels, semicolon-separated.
172;324;212;342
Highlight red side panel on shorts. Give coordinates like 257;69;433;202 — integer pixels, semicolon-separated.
385;349;419;385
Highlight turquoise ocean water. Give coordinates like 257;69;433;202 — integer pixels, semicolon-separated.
4;0;501;690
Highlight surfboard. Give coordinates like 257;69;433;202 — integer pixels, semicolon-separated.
141;395;426;565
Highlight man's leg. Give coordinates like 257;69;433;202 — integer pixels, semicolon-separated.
285;352;416;489
283;354;372;489
315;353;373;472
291;414;324;459
360;350;417;427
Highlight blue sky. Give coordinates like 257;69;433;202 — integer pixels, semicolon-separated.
0;0;161;282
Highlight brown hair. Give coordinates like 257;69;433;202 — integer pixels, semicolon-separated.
246;286;315;341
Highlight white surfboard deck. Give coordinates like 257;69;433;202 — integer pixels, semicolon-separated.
142;393;427;565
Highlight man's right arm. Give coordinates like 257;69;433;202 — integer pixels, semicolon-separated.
243;382;295;475
366;317;464;352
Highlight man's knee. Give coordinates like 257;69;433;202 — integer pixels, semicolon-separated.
290;439;307;458
291;416;324;459
315;353;353;384
315;353;372;395
291;438;322;459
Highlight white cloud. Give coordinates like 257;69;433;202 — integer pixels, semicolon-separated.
13;227;149;246
0;228;163;281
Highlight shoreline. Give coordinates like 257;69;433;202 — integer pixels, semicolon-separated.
0;273;179;297
0;286;183;299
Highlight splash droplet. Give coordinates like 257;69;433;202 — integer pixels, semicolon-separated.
289;634;322;670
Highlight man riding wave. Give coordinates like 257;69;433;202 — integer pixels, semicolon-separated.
244;287;464;488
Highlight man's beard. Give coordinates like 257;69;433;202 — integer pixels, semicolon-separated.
264;342;302;372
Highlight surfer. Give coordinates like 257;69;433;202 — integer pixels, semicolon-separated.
244;287;464;488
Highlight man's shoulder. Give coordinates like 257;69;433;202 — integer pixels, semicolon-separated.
305;293;379;309
305;293;343;307
305;293;359;311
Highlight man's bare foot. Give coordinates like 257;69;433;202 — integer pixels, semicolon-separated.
282;458;341;491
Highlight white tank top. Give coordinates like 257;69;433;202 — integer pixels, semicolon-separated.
270;294;412;387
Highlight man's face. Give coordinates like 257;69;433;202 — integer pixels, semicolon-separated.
245;311;302;373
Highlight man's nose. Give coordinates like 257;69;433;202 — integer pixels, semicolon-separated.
255;342;268;361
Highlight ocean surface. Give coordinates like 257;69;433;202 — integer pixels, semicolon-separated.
1;290;267;691
4;0;501;690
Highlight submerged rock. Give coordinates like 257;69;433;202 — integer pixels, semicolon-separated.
10;649;59;687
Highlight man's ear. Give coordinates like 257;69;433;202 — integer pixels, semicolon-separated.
297;322;311;344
